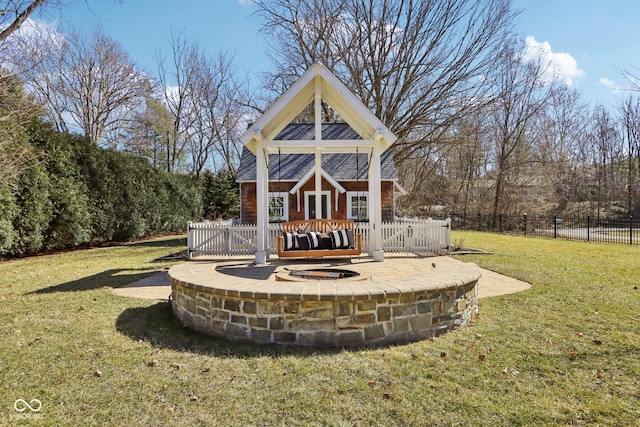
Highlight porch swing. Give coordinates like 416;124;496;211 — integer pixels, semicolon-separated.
275;149;362;259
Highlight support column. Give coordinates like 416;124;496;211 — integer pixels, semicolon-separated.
255;139;269;264
369;144;384;261
314;75;323;219
315;148;322;219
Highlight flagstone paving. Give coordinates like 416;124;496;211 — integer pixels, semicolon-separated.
113;255;530;301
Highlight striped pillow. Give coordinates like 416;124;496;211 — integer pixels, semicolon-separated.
329;229;350;249
282;231;299;251
306;231;321;249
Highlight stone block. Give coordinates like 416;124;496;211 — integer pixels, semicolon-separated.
249;317;268;328
377;306;391;321
333;302;354;317
417;301;432;314
301;308;333;319
385;332;408;345
457;299;467;311
243;301;257;314
225;322;249;339
258;302;282;315
211;309;230;321
408;329;434;342
210;320;226;334
283;303;300;314
364;324;385;340
314;331;336;346
392;304;416;317
393;317;410;333
273;332;296;343
288;318;335;331
435;324;449;337
433;301;443;316
409;313;432;331
231;314;247;325
186;299;196;314
251;329;272;344
399;295;414;304
224;299;241;313
346;313;376;326
297;332;318;346
302;301;332;310
336;330;364;346
196;307;208;317
270;317;285;330
192;315;206;331
196;298;210;309
357;301;377;312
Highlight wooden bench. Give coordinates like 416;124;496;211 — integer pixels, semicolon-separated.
276;219;362;258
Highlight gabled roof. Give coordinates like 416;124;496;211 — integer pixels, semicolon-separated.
240;63;396;154
236;148;398;182
237;124;398;182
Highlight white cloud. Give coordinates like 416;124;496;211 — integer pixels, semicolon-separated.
599;76;634;93
599;77;618;89
523;36;585;87
237;0;253;5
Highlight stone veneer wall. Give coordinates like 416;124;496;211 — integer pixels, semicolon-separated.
171;280;479;347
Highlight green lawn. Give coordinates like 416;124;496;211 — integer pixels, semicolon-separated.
1;232;638;426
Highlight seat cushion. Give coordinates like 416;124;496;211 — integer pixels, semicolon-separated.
329;229;350;249
282;231;299;251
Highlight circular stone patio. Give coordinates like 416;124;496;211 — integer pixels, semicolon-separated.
169;256;482;347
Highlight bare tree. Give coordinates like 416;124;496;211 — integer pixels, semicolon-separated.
155;31;200;174
0;0;122;42
448;113;491;218
8;24;151;144
0;0;48;42
61;27;150;144
618;95;640;215
254;0;515;152
486;37;556;220
155;31;246;175
121;96;173;168
536;85;588;212
585;105;623;219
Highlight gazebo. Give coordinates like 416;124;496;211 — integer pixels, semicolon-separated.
239;63;397;264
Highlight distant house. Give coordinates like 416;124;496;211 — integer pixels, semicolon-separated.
239;63;399;262
236;122;405;224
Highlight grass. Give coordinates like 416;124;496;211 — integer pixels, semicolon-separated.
1;232;639;426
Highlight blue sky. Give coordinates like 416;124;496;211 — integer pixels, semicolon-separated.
50;0;640;107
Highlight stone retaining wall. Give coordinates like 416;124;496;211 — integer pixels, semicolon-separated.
171;279;479;347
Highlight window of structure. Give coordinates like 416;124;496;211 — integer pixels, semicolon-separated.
347;191;368;221
268;192;288;222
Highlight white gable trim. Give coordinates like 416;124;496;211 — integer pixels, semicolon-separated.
288;167;347;194
394;181;408;196
240;63;397;154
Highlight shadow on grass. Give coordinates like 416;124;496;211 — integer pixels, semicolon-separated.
115;302;343;358
31;268;163;294
125;236;187;250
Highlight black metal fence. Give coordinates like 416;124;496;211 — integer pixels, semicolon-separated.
432;213;640;246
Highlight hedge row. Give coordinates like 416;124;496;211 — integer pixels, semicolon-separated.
0;121;204;257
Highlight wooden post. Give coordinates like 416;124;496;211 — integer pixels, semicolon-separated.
255;137;268;264
370;142;384;261
314;76;323;220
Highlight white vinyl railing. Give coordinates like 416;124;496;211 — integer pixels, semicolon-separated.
187;219;451;258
